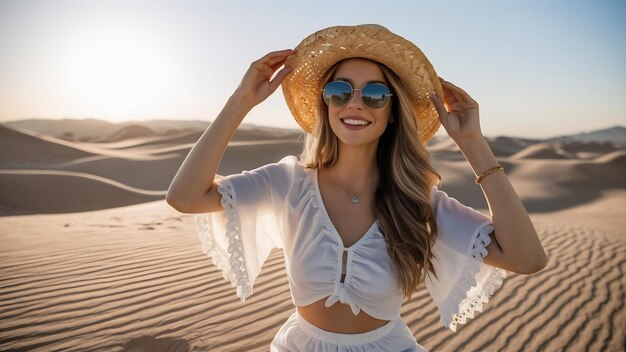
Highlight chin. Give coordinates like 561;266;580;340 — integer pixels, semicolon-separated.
335;133;382;147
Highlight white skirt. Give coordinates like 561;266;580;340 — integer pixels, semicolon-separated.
270;310;428;352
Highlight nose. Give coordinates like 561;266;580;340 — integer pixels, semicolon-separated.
346;88;364;109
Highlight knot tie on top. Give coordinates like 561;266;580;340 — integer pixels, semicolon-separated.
324;284;361;315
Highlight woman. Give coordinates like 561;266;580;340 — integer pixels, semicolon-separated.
167;24;548;351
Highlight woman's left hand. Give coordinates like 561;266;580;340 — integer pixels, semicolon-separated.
429;77;484;144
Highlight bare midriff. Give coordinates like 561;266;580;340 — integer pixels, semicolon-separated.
297;297;391;334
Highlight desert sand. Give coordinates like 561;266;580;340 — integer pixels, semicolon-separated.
0;121;624;351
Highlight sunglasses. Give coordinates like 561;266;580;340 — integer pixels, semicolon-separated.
322;80;393;110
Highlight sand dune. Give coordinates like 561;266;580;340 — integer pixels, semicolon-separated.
594;149;626;164
105;124;161;142
3;118;303;143
557;140;617;154
0;125;303;214
0;125;96;166
510;143;574;160
484;136;538;157
0;170;164;215
0;122;625;351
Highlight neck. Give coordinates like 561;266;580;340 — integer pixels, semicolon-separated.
326;141;379;194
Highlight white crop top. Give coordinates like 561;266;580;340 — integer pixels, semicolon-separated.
196;155;507;332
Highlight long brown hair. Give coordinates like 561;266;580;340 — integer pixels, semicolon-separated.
299;58;442;300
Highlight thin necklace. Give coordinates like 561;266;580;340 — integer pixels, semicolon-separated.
331;171;360;204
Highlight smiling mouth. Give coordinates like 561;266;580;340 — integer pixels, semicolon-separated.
340;118;371;126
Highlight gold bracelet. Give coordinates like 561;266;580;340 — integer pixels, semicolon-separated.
475;165;504;184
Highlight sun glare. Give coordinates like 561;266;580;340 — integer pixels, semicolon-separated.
58;26;182;122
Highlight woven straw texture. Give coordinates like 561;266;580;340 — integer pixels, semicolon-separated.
281;24;444;145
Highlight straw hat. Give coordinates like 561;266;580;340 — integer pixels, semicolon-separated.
281;24;444;145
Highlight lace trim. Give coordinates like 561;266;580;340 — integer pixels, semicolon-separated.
196;179;251;301
442;222;508;332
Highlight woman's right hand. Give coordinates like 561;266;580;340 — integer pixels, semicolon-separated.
233;49;297;108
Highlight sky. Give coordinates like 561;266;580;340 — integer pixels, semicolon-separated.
0;0;624;139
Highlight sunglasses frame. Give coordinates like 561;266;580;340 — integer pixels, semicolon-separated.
321;80;394;110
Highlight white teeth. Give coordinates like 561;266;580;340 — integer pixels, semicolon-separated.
342;118;370;126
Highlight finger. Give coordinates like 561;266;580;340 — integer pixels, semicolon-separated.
259;49;297;63
441;81;476;103
441;80;466;94
452;90;463;103
428;93;447;118
255;52;296;76
440;82;462;102
448;101;469;113
269;66;294;92
266;53;294;68
270;61;285;72
256;60;285;76
251;61;275;78
441;86;459;105
442;90;456;105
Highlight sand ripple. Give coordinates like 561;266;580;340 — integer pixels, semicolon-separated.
0;200;624;351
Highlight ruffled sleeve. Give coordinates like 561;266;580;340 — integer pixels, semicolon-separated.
425;186;507;332
195;155;296;302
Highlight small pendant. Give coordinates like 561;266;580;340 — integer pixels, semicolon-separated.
351;196;358;204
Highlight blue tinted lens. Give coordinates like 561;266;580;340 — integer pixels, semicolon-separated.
361;83;392;109
323;81;352;107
